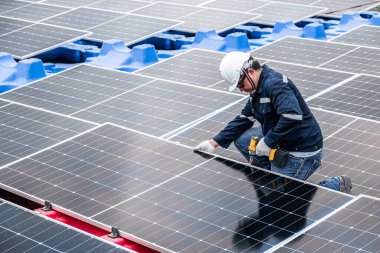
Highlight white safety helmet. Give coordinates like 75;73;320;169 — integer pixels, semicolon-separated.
219;51;251;92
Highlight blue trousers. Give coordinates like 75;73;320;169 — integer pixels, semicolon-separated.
234;127;340;191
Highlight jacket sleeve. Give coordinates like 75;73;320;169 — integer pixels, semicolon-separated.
213;99;254;148
264;81;303;148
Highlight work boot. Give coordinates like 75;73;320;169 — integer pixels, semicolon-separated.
338;175;352;194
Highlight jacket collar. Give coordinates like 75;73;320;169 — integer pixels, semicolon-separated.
257;64;269;94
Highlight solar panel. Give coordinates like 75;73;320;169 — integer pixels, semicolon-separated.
0;23;91;59
1;64;154;114
1;3;71;22
169;100;248;162
264;61;354;98
0;123;352;252
43;7;125;31
131;3;203;20
201;0;271;12
0;198;130;253
274;196;380;252
88;0;151;13
274;0;319;5
148;0;210;5
0;0;31;14
309;109;380;198
0;102;95;168
87;14;181;44
137;49;235;89
331;25;380;49
174;9;258;33
320;46;380;76
252;37;358;67
0;17;32;36
308;74;380;120
72;79;245;137
311;0;379;18
250;2;325;25
42;0;101;8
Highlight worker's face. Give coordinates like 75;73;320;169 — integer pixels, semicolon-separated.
238;69;257;93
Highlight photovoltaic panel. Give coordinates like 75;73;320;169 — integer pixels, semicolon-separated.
250;2;325;25
93;156;352;253
264;61;354;99
311;0;379;18
274;0;319;5
42;0;102;8
0;124;212;217
309;109;380;198
308;74;380;121
131;3;203;20
0;23;91;59
274;196;380;253
173;9;258;33
0;198;131;253
1;3;71;22
169;100;249;162
148;0;211;5
252;37;358;67
0;17;32;36
87;14;181;44
0;0;31;14
43;7;125;31
0;102;95;168
88;0;152;13
320;47;380;76
72;79;244;136
1;65;154;115
201;0;271;12
137;49;233;89
0;100;9;108
331;25;380;49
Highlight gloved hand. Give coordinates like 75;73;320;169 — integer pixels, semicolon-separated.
193;140;216;152
256;138;271;156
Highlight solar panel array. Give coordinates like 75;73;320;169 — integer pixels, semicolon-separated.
0;198;130;253
1;1;380;252
274;196;380;252
331;25;380;49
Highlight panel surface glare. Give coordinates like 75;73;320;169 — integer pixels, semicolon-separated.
1;3;71;22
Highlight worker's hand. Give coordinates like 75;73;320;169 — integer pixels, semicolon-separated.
194;140;217;152
256;138;271;156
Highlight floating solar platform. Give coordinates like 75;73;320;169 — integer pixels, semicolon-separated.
1;3;71;22
173;9;258;33
201;0;271;13
0;22;91;59
137;49;235;90
88;0;151;13
0;123;352;253
274;195;380;252
308;74;380;121
250;2;325;25
309;109;380;198
0;102;95;167
320;46;380;76
252;37;358;67
0;198;131;253
331;25;380;49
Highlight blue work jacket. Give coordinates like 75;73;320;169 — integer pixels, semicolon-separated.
214;64;323;152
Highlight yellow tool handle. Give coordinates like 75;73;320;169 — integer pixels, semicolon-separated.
268;149;277;161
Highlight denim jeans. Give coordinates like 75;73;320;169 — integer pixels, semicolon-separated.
234;127;340;191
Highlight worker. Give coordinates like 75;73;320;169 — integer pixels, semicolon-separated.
194;51;352;193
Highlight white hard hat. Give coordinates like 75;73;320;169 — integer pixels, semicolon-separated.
219;51;251;92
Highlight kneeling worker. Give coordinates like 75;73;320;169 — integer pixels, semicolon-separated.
194;51;352;193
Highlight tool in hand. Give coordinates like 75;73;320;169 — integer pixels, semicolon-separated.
248;136;288;167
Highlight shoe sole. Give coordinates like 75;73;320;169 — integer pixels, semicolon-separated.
340;175;352;194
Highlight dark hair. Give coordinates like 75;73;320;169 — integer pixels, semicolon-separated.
248;56;261;70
